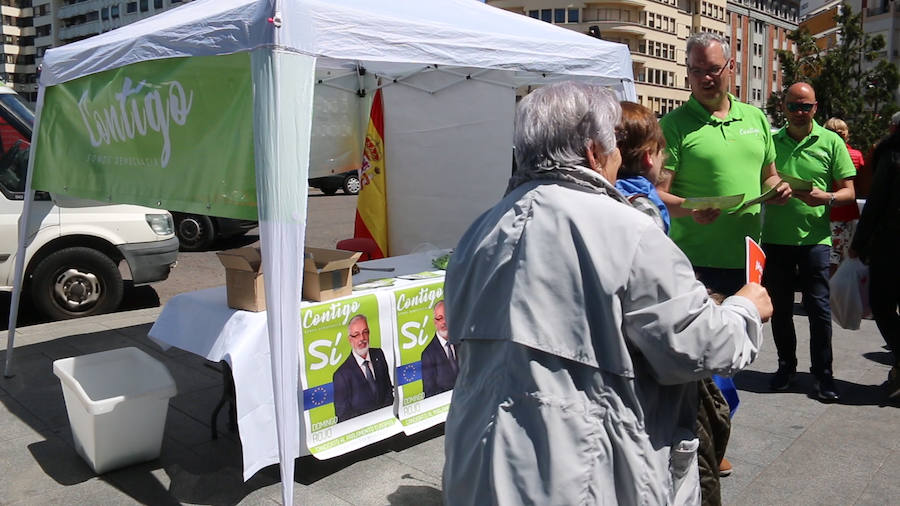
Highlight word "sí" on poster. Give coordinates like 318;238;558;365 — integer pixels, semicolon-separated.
400;314;431;349
77;77;194;168
308;331;344;371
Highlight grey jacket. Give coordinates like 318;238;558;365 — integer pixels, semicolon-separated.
443;180;762;505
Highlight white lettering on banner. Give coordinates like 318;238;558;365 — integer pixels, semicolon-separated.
396;286;444;313
400;315;431;349
302;300;361;329
307;331;344;371
77;77;194;168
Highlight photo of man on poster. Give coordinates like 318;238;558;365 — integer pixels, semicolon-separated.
332;314;394;423
420;300;458;397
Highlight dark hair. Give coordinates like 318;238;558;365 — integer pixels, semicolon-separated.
616;101;666;179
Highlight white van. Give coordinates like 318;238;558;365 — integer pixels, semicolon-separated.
0;86;178;319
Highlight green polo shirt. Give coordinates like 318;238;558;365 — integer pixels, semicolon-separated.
762;121;856;246
660;95;775;269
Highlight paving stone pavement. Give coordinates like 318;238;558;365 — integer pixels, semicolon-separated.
1;305;897;505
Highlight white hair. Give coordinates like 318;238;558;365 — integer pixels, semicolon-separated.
513;81;621;171
891;111;900;126
686;32;730;65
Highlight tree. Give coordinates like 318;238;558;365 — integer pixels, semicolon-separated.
766;3;899;151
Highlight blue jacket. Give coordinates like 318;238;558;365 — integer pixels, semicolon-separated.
615;175;670;233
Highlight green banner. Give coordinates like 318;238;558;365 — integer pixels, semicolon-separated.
33;53;258;220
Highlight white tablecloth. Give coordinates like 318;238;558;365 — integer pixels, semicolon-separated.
148;250;445;479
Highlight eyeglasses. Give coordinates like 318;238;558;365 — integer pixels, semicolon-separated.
786;102;816;113
688;59;731;79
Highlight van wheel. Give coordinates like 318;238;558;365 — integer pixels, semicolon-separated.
31;247;124;320
175;213;215;251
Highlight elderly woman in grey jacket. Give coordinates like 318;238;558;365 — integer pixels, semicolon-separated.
442;81;772;506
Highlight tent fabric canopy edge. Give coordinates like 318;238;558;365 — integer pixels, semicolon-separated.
40;0;635;95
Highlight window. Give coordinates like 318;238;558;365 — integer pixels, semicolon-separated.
101;6;109;19
140;0;148;12
568;8;579;23
540;9;551;22
528;10;539;19
554;9;565;23
111;4;119;17
126;1;136;13
154;0;162;7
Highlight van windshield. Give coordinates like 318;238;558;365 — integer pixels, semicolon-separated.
0;92;33;195
0;92;34;132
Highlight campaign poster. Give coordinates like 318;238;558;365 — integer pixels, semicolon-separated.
392;280;456;435
299;293;401;459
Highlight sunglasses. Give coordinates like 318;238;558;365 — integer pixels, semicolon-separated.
786;102;816;113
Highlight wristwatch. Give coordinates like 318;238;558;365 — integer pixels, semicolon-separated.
827;193;836;207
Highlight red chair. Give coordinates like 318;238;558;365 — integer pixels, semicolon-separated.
335;237;382;261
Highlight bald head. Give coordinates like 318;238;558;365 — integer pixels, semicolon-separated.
783;82;817;133
785;82;816;102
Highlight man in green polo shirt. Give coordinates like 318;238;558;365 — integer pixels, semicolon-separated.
762;82;856;402
658;32;791;506
659;32;790;296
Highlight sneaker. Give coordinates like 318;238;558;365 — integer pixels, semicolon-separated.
886;366;900;400
814;375;840;402
770;366;796;391
719;456;733;477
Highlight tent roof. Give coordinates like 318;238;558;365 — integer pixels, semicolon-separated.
40;0;634;89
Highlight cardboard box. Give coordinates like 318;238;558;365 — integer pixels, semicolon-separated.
217;247;265;311
303;248;361;302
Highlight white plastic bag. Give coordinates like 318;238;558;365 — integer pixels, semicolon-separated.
830;258;868;330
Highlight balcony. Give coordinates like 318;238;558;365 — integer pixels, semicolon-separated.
58;0;103;19
586;0;647;8
592;22;647;36
58;21;102;41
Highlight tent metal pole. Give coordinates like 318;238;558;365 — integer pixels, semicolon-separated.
4;189;33;378
4;86;44;378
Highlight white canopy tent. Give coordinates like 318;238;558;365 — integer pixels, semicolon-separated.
7;0;635;503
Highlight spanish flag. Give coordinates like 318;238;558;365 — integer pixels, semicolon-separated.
354;89;388;258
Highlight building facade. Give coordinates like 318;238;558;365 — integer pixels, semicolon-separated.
28;0;194;99
803;0;900;79
726;0;798;108
487;0;797;114
1;0;36;101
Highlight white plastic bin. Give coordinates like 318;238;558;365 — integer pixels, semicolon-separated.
52;347;177;474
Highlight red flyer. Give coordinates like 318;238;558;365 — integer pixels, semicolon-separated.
746;236;766;284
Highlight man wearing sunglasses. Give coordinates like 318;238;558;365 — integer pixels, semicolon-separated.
762;82;856;402
657;31;791;506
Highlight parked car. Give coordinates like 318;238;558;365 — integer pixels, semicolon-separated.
170;212;258;252
308;169;361;195
0;86;178;320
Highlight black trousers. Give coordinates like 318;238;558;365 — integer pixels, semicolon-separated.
869;252;900;365
762;243;834;377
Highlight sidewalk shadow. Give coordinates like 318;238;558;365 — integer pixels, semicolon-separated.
862;350;894;366
2;325;446;504
0;327;281;505
294;424;446;485
388;484;442;505
734;370;898;407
